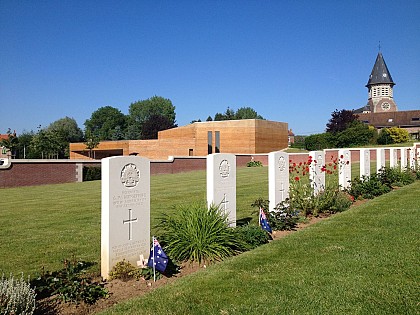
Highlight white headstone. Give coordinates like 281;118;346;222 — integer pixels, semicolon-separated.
359;149;370;179
417;147;420;170
400;148;407;169
376;148;386;173
389;148;398;168
338;149;351;190
309;151;325;195
101;156;150;279
268;151;289;211
409;147;416;170
207;153;236;227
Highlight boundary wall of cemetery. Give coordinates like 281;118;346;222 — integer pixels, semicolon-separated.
1;144;419;188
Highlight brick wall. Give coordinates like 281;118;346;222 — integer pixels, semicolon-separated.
1;144;419;188
0;161;78;188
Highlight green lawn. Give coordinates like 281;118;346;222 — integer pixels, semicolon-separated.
0;167;418;314
0;167;268;276
101;181;420;315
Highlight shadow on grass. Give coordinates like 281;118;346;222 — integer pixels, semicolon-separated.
236;217;252;226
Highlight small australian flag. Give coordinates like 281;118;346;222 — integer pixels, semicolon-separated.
147;238;168;273
259;208;272;233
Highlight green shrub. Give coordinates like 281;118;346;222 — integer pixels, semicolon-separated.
335;123;376;147
233;224;270;250
246;160;263;167
377;127;410;144
270;201;300;230
304;132;334;151
83;166;101;181
0;274;36;315
108;260;139;281
346;175;391;200
109;261;162;281
378;166;416;187
31;258;108;305
288;179;318;216
158;202;245;265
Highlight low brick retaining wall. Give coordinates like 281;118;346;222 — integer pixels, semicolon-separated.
1;144;418;188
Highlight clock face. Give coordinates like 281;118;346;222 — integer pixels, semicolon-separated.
382;73;387;77
381;102;390;111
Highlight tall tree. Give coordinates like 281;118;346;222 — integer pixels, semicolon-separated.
142;114;176;139
30;127;61;159
85;106;127;140
127;96;176;139
213;106;264;121
46;117;84;158
15;130;35;158
234;106;264;120
326;109;358;133
84;130;100;159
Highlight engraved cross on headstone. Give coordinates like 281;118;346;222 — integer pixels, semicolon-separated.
279;182;285;201
123;208;138;241
221;193;229;211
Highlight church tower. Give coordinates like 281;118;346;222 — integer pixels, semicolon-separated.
366;52;398;113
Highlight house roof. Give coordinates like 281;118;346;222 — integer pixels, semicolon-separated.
0;134;9;141
366;53;395;87
357;110;420;128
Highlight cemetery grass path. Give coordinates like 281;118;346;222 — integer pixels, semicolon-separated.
100;181;420;315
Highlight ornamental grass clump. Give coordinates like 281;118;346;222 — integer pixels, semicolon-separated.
0;274;36;315
158;202;245;265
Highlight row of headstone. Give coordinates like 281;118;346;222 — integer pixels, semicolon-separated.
101;146;419;279
101;153;238;279
268;145;420;211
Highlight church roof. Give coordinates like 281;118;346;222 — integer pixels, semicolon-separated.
366;53;395;87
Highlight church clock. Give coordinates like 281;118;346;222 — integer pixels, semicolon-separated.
381;102;391;111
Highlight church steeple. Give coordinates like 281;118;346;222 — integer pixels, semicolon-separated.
366;52;397;113
366;52;395;87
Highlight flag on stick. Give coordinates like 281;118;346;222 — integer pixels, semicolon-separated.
259;208;272;233
147;237;168;277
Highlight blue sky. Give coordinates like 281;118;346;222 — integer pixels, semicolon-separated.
1;0;419;136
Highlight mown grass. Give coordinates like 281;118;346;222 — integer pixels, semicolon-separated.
0;167;267;276
100;181;420;315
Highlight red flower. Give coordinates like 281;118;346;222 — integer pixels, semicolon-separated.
346;161;350;165
340;155;344;159
334;165;337;170
321;166;326;172
294;176;300;181
293;163;296;167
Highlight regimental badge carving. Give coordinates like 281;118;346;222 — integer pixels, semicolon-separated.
121;163;140;188
219;159;230;178
278;156;286;172
318;154;323;165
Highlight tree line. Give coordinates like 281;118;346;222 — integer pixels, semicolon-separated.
296;109;411;150
1;96;264;159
